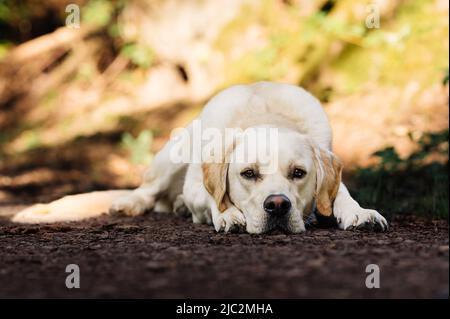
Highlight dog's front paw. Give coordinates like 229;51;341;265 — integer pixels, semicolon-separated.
338;208;388;232
213;207;246;233
173;195;189;217
109;195;152;217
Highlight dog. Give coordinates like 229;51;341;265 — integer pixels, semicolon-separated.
13;82;388;233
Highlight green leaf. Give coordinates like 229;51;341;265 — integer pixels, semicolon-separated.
82;0;113;28
120;43;154;69
121;130;154;165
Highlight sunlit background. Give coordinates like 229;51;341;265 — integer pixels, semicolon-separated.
0;0;448;219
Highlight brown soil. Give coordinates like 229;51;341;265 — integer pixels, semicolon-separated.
0;205;448;299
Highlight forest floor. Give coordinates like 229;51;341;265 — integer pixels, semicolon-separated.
0;203;448;299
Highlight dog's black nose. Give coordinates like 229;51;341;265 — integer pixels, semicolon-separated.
263;194;291;216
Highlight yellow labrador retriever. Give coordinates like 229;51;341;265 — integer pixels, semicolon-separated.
13;82;388;233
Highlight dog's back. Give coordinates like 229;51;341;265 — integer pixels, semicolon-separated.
200;82;333;150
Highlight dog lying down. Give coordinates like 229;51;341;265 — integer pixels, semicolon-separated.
13;82;388;234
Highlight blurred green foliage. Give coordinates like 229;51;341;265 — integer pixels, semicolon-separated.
82;0;114;27
120;43;154;69
215;0;448;99
443;68;449;85
121;130;154;165
0;40;11;59
82;0;154;69
354;129;449;219
332;1;449;95
0;0;29;24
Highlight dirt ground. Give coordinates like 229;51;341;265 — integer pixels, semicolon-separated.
0;204;448;299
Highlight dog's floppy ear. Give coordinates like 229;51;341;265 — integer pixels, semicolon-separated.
312;147;343;217
202;162;229;212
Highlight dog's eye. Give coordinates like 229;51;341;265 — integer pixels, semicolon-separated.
292;168;306;179
241;169;256;179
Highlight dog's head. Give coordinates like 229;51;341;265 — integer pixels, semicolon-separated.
202;128;342;234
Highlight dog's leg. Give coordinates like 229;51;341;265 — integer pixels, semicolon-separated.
210;203;246;233
12;190;133;223
110;135;188;217
183;164;246;232
333;183;388;231
182;164;213;224
13;124;190;223
109;166;187;217
109;184;158;217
